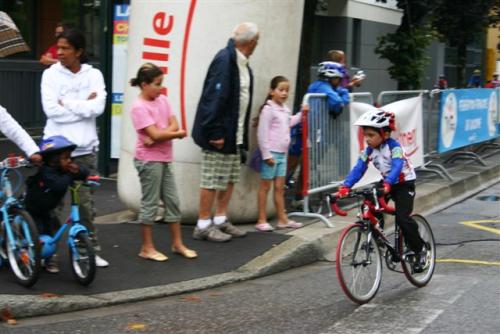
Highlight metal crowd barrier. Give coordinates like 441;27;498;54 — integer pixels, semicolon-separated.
288;92;373;227
350;92;374;104
418;90;454;181
377;89;453;181
377;90;429;107
287;88;499;227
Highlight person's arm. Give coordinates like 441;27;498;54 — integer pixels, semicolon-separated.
41;70;84;124
385;144;405;185
290;105;307;128
66;163;90;181
198;56;231;142
325;89;344;115
257;105;274;161
0;105;40;157
39;53;57;66
337;87;351;106
343;149;370;188
61;70;107;119
144;115;186;142
41;166;74;192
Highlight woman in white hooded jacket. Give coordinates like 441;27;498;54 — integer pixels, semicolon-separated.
40;28;109;268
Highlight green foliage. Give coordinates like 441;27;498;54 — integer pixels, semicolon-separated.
375;0;435;89
375;27;435;90
432;0;500;87
433;0;499;46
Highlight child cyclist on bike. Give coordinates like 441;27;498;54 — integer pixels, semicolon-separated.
24;136;89;273
337;109;429;272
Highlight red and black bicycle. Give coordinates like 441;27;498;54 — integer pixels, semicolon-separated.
330;185;436;304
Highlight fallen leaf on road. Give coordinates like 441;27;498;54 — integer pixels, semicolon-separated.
40;292;62;299
207;292;221;297
126;322;148;331
181;295;202;302
0;308;16;324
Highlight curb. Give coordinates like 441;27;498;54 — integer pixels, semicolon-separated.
1;155;499;319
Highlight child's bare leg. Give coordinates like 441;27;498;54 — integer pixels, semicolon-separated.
169;222;189;251
273;176;288;224
257;179;272;224
140;224;156;253
169;222;197;258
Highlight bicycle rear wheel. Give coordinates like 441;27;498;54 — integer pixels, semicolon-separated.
69;232;96;286
5;208;41;287
336;223;382;304
401;214;436;287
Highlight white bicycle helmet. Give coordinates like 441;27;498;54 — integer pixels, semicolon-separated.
318;61;343;79
354;108;396;131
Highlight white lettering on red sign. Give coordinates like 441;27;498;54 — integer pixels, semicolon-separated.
142;12;174;95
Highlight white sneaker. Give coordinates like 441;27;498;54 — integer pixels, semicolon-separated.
95;255;109;268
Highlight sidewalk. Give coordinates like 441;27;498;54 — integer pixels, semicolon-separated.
1;149;499;319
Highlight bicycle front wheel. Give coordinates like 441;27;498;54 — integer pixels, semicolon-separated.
401;214;436;287
69;232;96;286
5;208;41;287
336;223;382;304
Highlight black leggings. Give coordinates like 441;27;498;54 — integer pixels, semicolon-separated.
390;181;424;253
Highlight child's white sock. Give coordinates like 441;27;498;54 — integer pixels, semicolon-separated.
213;215;227;225
197;219;212;229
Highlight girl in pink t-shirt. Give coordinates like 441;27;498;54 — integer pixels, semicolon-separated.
130;63;197;261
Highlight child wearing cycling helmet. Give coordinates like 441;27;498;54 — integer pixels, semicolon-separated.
309;61;350;116
337;109;429;273
24;135;89;273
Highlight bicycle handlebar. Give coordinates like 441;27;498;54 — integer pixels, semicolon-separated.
377;196;395;214
330;185;396;215
0;156;30;169
331;200;348;216
84;175;101;187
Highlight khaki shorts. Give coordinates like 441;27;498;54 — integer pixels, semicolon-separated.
134;160;181;225
200;150;241;190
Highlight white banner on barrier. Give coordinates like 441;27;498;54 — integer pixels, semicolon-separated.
349;95;424;187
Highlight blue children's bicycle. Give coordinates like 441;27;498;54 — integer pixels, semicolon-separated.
0;156;41;287
38;175;100;286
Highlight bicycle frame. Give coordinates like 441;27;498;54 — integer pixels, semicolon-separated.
1;164;35;258
40;182;91;259
330;187;403;265
334;184;435;304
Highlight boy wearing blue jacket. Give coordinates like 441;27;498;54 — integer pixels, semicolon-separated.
25;136;89;273
338;109;429;273
308;61;350;116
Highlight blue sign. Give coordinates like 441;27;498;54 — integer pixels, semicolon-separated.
438;89;499;153
114;4;130;20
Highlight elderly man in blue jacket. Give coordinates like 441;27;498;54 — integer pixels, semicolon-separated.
191;22;259;242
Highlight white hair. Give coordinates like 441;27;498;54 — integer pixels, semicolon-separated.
232;22;259;44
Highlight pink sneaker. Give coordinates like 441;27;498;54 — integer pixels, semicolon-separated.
276;220;303;229
255;222;274;232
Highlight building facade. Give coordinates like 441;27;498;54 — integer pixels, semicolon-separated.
0;0;490;175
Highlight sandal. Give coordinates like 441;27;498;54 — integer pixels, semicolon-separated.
276;220;303;229
138;251;168;262
172;247;198;259
255;222;274;232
